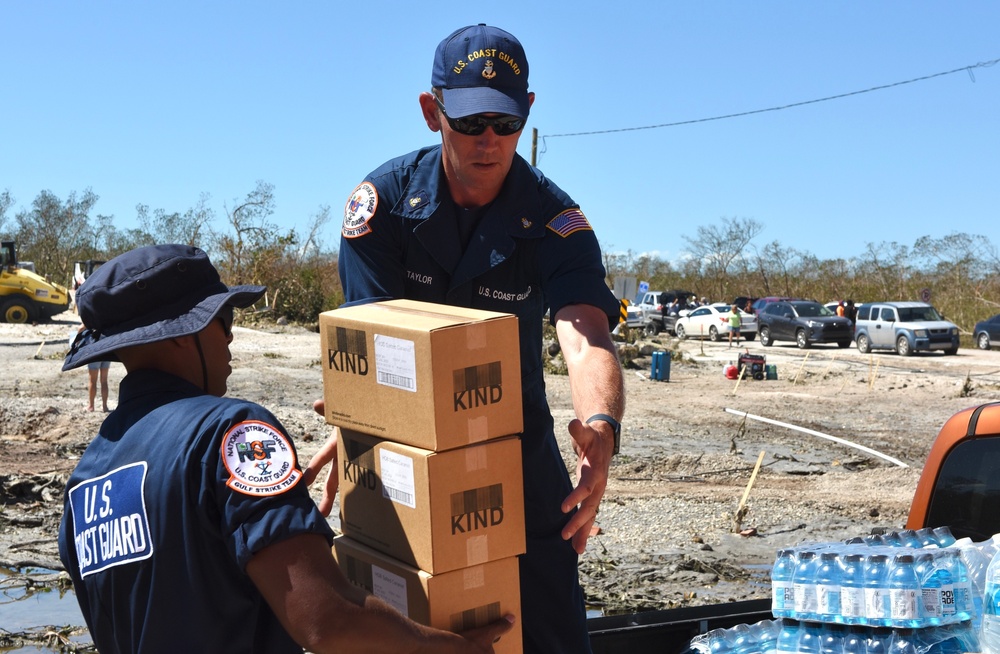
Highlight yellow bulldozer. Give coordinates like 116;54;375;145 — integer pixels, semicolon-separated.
0;240;71;323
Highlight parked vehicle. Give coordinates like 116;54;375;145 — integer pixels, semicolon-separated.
751;296;796;313
632;289;696;336
973;313;1000;351
853;301;959;356
674;303;757;342
757;300;853;349
0;240;71;323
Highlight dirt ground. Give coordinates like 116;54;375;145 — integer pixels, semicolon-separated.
3;311;1000;646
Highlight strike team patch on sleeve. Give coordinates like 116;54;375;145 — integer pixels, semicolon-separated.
67;462;153;578
221;421;302;497
546;208;593;237
343;182;378;239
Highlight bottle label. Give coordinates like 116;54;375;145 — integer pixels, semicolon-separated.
817;584;841;616
865;587;889;620
794;582;817;615
921;587;942;618
841;586;863;618
890;588;919;620
940;583;955;616
772;580;792;611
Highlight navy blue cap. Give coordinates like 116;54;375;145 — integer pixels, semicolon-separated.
431;24;530;119
63;244;266;371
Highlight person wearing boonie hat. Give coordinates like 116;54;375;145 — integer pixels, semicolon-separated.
335;24;625;654
58;244;512;653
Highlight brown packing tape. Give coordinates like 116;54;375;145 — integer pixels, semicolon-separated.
462;565;486;590
463;321;488;350
464;439;489;471
466;534;489;566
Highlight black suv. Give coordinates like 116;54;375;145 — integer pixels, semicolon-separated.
757;300;853;349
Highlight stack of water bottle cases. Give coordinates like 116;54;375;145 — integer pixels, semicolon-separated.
689;526;1000;654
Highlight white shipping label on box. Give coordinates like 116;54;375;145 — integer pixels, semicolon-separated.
373;334;417;392
380;449;417;508
372;564;408;616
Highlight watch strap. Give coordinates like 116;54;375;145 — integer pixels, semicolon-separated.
586;413;621;455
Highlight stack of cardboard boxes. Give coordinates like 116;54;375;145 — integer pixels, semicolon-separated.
319;299;525;652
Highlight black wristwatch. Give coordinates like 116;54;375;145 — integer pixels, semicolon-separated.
586;413;621;455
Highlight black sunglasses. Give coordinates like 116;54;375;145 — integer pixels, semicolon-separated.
435;97;525;137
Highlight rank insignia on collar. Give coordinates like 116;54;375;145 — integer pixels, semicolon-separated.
521;217;532;229
408;195;424;208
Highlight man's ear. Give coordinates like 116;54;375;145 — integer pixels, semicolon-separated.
419;93;442;133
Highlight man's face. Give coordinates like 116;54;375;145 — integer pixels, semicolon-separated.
202;306;235;396
420;92;535;208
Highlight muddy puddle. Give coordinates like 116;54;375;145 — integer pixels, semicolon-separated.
0;567;92;653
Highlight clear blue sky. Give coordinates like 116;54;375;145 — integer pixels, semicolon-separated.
2;2;998;263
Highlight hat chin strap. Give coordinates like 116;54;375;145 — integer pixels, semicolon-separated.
193;332;210;393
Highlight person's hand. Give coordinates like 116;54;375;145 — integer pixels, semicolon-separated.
456;614;516;653
303;399;339;516
560;417;613;554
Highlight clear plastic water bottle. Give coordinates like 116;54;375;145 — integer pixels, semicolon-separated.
866;627;892;654
816;551;843;622
776;619;800;654
947;548;975;623
840;552;865;625
933;526;957;548
706;627;734;654
841;626;866;654
796;621;822;654
890;628;918;654
882;532;904;547
772;549;797;618
793;550;819;622
980;548;1000;654
898;529;924;549
915;551;943;626
889;553;922;628
864;553;891;626
819;623;844;654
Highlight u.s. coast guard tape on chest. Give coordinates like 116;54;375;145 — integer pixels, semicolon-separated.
221;420;302;496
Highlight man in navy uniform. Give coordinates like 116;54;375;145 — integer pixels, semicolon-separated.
59;244;513;653
334;24;626;653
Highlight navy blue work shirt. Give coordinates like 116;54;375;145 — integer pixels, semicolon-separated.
58;369;333;654
339;145;619;532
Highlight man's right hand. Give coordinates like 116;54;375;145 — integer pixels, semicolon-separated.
303;399;339;516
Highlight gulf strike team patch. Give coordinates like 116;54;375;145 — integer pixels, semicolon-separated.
343;182;378;239
546;208;593;237
221;421;302;496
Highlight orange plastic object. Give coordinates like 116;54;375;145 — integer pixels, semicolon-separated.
906;402;1000;540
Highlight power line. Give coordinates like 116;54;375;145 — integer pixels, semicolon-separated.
540;56;1000;144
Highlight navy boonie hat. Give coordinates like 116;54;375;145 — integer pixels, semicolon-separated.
63;244;266;371
431;24;530;119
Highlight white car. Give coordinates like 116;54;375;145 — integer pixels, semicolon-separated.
674;304;757;341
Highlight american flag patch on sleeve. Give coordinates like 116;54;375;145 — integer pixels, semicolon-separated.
546;209;593;237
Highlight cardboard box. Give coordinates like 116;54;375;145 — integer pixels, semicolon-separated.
338;428;525;574
319;299;522;451
333;536;522;654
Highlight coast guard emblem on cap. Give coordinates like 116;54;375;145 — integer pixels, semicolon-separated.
546;208;593;237
221;421;302;496
343;182;378;239
482;60;496;79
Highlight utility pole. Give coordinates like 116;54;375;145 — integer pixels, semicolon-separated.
531;127;537;167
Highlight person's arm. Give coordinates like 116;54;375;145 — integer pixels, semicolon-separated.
553;303;625;555
247;533;514;653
